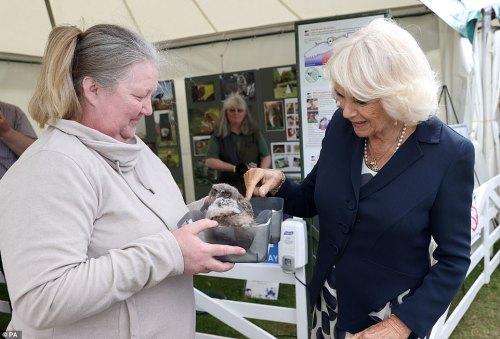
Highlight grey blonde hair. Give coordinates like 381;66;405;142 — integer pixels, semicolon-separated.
327;18;440;125
29;24;159;127
214;92;258;137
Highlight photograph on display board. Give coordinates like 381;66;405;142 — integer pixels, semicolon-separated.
272;143;285;154
270;141;301;172
190;81;215;102
306;97;318;110
192;135;211;156
188;107;220;136
274;156;290;170
220;72;256;100
157;147;180;168
287;127;299;141
307;110;318;123
264;100;284;131
193;156;217;185
285;97;300;141
285;100;299;116
304;66;324;83
152;80;174;111
273;66;298;99
159;112;174;142
318;116;329;130
153;110;177;147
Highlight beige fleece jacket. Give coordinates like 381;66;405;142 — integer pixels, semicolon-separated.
0;119;195;338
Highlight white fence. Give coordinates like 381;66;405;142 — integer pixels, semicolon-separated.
429;174;500;338
1;176;498;338
195;263;308;339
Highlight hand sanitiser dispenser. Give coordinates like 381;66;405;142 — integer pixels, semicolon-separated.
278;218;308;273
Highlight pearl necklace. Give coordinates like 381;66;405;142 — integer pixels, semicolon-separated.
364;123;407;172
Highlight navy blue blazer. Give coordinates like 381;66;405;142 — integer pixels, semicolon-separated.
279;109;474;337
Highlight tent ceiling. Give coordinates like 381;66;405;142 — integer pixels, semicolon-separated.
0;0;421;61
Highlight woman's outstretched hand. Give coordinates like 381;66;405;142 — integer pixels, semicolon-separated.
173;218;246;275
244;168;283;199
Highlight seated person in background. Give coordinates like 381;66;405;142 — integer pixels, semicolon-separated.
206;93;271;194
0;101;37;179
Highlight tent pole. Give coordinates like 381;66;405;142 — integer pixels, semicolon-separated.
44;0;56;28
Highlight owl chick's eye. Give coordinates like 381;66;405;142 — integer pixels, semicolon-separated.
221;191;232;198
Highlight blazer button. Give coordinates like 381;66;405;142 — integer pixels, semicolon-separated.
346;199;356;210
332;245;339;255
342;224;350;234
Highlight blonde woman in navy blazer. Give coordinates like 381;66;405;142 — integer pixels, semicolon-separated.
245;19;474;339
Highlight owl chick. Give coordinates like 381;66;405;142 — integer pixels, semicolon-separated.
205;183;255;227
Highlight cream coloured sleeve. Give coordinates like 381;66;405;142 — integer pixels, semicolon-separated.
0;151;184;330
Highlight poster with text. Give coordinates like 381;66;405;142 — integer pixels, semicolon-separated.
297;14;384;176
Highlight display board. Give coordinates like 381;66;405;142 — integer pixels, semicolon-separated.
185;71;260;199
259;65;302;184
295;13;384;177
138;80;185;199
185;66;302;199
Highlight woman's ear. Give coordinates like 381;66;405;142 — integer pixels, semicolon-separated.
81;76;99;106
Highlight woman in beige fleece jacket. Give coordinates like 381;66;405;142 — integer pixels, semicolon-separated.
0;24;245;338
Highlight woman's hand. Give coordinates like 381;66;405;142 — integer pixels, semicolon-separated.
244;168;283;199
173;218;245;275
350;315;411;339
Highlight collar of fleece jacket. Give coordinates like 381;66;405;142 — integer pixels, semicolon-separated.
50;119;143;173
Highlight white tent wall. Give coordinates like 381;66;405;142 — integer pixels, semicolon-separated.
438;20;473;124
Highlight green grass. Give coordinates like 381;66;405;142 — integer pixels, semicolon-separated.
449;240;500;338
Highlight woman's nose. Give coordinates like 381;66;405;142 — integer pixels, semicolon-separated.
142;99;153;116
342;101;357;119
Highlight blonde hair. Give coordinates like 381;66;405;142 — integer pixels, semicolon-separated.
29;24;159;127
214;92;258;137
326;18;440;125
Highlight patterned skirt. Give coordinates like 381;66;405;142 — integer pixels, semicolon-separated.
310;268;412;339
310;270;353;339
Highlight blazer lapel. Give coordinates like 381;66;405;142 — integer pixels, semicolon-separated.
350;134;363;201
358;117;442;199
359;132;423;199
